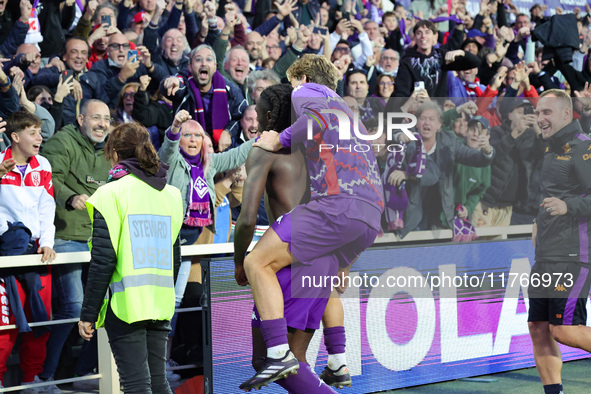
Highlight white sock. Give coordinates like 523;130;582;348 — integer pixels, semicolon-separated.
327;353;347;371
267;344;290;359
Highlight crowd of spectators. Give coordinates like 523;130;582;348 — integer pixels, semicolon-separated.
2;0;591;390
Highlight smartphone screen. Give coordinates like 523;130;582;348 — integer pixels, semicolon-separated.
128;49;137;62
101;15;111;27
313;26;328;35
524;105;534;115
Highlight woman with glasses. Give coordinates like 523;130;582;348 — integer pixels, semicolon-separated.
158;110;254;375
371;73;395;113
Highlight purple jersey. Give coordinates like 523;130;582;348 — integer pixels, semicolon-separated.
279;83;384;215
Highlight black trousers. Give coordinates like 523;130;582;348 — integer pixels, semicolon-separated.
105;305;173;394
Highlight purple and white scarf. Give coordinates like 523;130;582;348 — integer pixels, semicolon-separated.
453;204;477;242
382;133;426;230
180;151;212;227
186;71;230;146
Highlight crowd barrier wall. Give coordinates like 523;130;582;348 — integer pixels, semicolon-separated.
4;225;588;393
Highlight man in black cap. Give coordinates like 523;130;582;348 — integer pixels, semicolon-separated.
472;98;545;227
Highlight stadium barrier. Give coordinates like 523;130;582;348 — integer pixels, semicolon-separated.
0;225;538;393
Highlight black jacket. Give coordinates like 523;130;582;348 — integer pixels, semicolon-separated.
482;121;545;215
392;31;480;99
37;0;76;57
532;14;580;64
535;120;591;263
81;58;169;108
161;71;247;143
131;90;174;139
400;130;494;237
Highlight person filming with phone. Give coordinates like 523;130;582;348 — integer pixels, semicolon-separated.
473;98;545;229
392;20;479;99
81;33;168;108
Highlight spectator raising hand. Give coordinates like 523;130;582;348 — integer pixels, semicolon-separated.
136;45;154;70
19;0;32;23
490;67;506;91
54;75;76;104
445;50;466;64
119;53;141;82
457;101;478;118
162;75;180;96
0;117;15;177
574;82;591;116
334;54;352;79
275;0;298;21
139;74;152;92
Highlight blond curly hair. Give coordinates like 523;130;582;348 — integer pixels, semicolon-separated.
286;54;339;92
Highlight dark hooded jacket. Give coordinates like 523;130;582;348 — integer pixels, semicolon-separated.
392;30;481;99
482;120;546;216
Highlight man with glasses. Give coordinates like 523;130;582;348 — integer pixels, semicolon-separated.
81;33;168;108
265;37;283;61
377;48;399;77
161;44;247;152
38;99;113;390
31;37;89;126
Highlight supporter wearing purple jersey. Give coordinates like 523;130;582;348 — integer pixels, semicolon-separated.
235;54;383;391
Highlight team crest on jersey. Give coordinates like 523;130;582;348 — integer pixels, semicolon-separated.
31;172;41;187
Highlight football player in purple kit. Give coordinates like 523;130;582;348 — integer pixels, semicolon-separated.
234;84;349;392
235;54;384;391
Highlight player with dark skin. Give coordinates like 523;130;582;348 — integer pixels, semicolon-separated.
234;84;348;391
233;83;311;365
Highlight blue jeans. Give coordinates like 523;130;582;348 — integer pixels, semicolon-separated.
40;239;89;379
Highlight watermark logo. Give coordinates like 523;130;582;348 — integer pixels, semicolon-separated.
304;107;418;141
303;107;418;153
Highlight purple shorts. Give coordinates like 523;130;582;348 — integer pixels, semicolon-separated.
271;197;380;270
252;266;329;331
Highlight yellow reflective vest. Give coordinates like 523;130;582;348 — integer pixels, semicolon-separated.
86;174;183;327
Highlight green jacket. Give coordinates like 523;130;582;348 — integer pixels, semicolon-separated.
41;124;111;241
454;163;491;217
159;131;254;234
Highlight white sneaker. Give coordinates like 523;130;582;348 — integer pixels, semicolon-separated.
21;375;42;394
72;373;99;391
39;377;62;393
166;360;181;382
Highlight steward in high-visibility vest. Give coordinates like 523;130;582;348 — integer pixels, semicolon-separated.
78;123;184;393
86;173;183;327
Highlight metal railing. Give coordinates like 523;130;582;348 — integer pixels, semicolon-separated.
0;225;533;393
